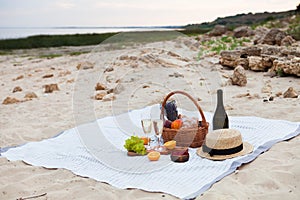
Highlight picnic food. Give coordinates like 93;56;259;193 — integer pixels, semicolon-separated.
163;140;176;150
170;147;189;162
124;136;147;155
164;120;172;128
171;119;183;129
161;91;209;148
147;151;160;161
140;137;149;145
164;100;178;121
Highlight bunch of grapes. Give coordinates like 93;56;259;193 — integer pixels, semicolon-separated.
164;100;178;122
124;136;146;155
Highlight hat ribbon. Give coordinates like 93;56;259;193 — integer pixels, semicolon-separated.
202;143;243;156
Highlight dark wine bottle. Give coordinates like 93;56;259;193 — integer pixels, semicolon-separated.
212;89;229;130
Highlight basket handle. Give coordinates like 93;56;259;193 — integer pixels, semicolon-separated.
160;91;208;129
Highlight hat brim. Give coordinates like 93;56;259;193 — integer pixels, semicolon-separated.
197;142;253;161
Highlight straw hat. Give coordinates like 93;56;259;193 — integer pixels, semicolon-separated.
197;129;253;160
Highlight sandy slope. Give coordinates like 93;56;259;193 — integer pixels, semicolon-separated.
0;37;299;200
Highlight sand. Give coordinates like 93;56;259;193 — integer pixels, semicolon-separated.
0;36;299;200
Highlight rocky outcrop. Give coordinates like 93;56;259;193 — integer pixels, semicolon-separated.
272;58;300;77
220;44;300;76
230;65;247;86
233;26;255;38
209;25;228;36
254;28;294;46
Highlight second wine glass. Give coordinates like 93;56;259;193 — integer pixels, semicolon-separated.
152;119;164;152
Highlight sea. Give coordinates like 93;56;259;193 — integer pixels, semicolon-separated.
0;26;182;40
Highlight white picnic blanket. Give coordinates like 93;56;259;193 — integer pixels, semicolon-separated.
1;104;300;199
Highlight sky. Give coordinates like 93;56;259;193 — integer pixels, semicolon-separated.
0;0;299;27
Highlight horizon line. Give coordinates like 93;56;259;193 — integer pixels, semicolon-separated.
0;25;184;29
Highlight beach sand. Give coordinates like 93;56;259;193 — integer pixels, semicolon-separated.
0;36;299;199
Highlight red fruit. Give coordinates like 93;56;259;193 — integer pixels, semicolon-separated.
164;120;172;128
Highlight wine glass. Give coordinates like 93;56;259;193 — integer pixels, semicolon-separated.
152;119;164;152
141;114;152;150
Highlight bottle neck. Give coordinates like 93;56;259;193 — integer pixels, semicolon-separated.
217;89;224;107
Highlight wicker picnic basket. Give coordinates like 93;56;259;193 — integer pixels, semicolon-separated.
161;91;209;148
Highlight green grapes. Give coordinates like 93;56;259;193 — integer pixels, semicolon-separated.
124;136;146;155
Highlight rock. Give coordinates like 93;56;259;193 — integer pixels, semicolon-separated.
233;26;254;38
66;79;75;83
12;86;22;93
13;75;24;81
219;50;242;68
276;92;282;97
260;28;287;45
104;66;114;72
59;70;71;77
281;36;296;46
102;93;116;101
95;83;107;91
237;58;249;69
274;31;288;45
95;91;107;100
24;92;38;99
248;56;267;71
119;55;129;60
261;45;281;56
156;58;179;68
2;97;20;105
230;65;247;86
44;84;59;93
261;56;273;68
283;87;298;98
253;27;269;44
169;72;184;78
233;93;260;99
219;43;300;76
167;51;189;62
272;59;300;77
209;25;228;36
76;61;94;70
241;46;261;57
42;74;54;78
280;47;300;57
